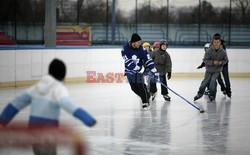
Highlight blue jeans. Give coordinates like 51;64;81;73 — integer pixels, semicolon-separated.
198;72;220;97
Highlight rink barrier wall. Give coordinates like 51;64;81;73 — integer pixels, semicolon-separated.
0;46;250;88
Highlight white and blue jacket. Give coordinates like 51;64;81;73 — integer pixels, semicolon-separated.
0;75;96;127
121;43;156;79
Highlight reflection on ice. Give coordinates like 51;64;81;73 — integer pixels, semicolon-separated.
0;78;250;155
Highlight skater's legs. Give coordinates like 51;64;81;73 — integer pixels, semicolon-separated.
222;63;231;95
150;75;157;94
127;75;140;96
160;74;168;95
209;72;220;97
33;144;56;155
128;73;150;103
129;82;140;96
197;72;212;96
217;73;226;92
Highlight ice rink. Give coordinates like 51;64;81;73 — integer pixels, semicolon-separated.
0;77;250;155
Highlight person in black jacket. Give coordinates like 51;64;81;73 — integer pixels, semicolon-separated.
214;33;232;98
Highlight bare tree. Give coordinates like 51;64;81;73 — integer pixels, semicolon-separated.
80;0;107;23
60;0;70;22
232;0;250;24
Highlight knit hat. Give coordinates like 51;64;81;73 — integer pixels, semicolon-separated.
49;58;66;81
130;33;141;43
213;33;221;40
153;42;160;48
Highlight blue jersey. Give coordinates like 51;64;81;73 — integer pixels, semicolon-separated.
121;43;155;76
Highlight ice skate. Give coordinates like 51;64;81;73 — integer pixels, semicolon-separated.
204;89;209;95
163;94;171;101
142;102;150;110
194;94;202;101
209;96;215;102
222;90;227;95
227;92;232;98
151;93;157;101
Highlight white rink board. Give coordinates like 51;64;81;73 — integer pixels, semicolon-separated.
0;47;250;83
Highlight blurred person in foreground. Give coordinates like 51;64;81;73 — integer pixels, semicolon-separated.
0;58;96;155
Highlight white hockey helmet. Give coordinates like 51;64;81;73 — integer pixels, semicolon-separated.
204;43;210;48
204;43;210;51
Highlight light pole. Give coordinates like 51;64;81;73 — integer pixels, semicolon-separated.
135;0;138;33
229;0;232;45
198;0;201;45
111;0;116;45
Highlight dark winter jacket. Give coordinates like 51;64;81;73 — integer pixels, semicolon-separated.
151;49;172;74
203;45;228;73
121;42;155;76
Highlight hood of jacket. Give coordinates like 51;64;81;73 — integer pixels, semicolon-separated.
27;75;68;101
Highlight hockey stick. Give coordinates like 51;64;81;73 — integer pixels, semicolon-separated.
156;79;204;113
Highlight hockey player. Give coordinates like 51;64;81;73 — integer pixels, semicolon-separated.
213;33;232;98
150;40;172;101
194;34;228;102
121;33;157;109
0;59;96;155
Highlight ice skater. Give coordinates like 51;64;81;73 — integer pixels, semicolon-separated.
0;58;97;155
142;42;154;91
121;33;157;109
197;43;227;96
142;42;153;56
194;34;228;102
150;40;172;101
214;33;232;98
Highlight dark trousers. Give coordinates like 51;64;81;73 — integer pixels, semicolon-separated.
206;63;231;94
198;72;220;97
222;63;231;94
127;73;150;103
29;124;58;155
150;74;168;95
33;145;56;155
217;73;226;92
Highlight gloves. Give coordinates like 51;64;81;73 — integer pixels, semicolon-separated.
197;62;205;69
154;72;160;80
133;65;141;71
167;72;171;80
149;72;159;80
197;65;203;69
151;68;157;73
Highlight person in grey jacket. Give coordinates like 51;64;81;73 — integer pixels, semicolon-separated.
150;40;172;101
194;34;228;101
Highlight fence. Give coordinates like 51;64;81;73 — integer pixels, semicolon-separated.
1;23;250;46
